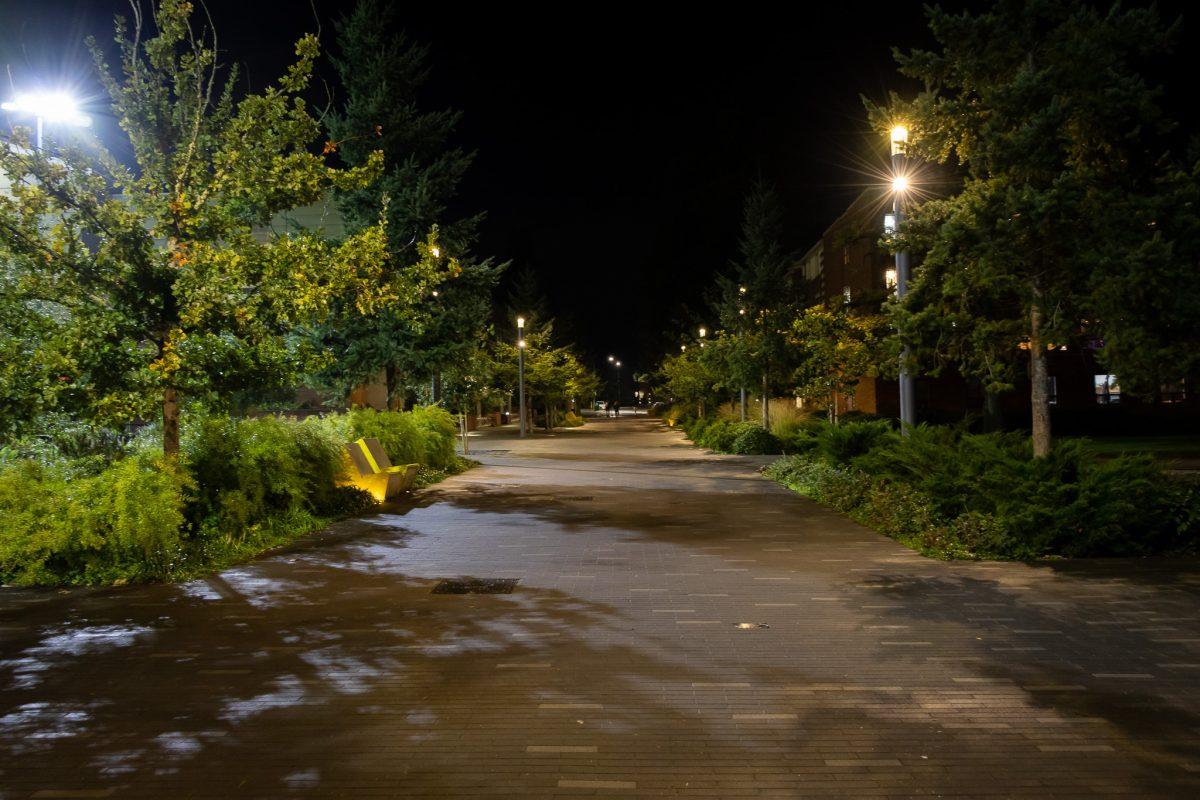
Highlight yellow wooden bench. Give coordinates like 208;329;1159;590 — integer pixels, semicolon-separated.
342;437;419;502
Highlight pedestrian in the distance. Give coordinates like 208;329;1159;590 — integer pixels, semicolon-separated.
613;402;621;418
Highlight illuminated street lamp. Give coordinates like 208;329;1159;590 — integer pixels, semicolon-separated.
517;316;526;437
889;123;915;431
1;92;91;149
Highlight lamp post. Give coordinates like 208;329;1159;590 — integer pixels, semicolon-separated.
890;125;916;432
517;316;527;438
1;92;91;150
738;286;748;422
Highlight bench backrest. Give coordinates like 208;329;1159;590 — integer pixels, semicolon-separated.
346;437;394;475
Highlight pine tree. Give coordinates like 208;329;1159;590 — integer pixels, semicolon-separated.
872;0;1197;456
314;0;501;405
711;179;796;428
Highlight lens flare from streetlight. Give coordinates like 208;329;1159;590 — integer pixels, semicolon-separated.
2;92;91;126
518;339;526;349
892;175;910;193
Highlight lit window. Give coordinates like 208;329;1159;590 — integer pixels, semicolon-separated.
1094;374;1121;405
843;286;851;304
884;269;897;291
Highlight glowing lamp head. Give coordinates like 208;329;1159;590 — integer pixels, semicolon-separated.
431;290;439;297
615;361;621;367
698;327;706;338
884;213;897;233
2;92;91;127
607;355;614;362
517;316;525;329
738;286;747;295
680;344;687;352
892;175;910;193
430;246;440;258
889;124;908;155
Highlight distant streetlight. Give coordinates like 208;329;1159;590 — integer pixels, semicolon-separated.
517;316;526;437
698;327;706;338
889;123;915;432
1;92;91;149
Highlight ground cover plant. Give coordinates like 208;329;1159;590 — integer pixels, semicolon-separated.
0;406;470;586
762;421;1200;560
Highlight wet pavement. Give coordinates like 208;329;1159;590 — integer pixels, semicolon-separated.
2;415;1200;798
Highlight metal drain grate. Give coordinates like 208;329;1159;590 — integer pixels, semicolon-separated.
432;578;519;595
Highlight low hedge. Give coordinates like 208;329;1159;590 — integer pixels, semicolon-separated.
680;416;783;456
0;406;467;586
764;421;1200;559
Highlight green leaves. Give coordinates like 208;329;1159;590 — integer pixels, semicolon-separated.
0;1;449;448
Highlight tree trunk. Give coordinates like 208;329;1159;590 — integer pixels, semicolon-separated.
761;370;770;430
432;373;442;404
828;391;836;424
1029;287;1052;458
385;365;404;410
983;388;1003;432
163;387;180;457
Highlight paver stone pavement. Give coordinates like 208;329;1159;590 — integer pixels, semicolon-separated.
2;414;1200;798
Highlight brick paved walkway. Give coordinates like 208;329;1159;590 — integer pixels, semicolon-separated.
3;416;1200;798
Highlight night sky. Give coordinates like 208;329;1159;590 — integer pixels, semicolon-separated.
2;1;1196;378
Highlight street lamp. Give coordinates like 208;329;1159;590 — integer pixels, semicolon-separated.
517;316;526;438
1;92;91;149
889;123;915;432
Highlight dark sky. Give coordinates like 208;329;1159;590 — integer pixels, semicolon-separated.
2;1;1197;378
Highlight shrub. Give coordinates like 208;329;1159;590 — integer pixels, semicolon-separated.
773;416;820;454
409;405;458;469
561;412;585;427
729;424;783;455
0;453;191;586
343;408;425;466
813;419;894;464
765;425;1200;560
182;414;359;541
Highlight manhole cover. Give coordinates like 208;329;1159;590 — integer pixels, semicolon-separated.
432;578;519;595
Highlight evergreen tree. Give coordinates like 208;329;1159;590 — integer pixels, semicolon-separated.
314;0;501;405
711;179;796;428
872;0;1197;456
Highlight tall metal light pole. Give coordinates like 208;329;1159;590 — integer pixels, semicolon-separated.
615;360;622;412
890;125;916;432
517;316;527;438
738;286;748;421
1;92;91;150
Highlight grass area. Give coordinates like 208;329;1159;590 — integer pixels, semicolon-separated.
1076;436;1200;459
